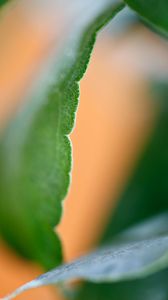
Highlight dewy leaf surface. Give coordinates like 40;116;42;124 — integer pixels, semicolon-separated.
124;0;168;37
0;0;124;269
2;213;168;300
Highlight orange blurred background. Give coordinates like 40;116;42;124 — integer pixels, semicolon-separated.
0;1;168;299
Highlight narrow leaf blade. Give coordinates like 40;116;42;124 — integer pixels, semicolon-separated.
3;213;168;300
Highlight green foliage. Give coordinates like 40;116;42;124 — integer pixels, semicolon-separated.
0;0;124;270
78;269;168;300
3;84;168;299
78;83;168;299
0;0;8;6
3;213;168;300
124;0;168;36
1;1;168;300
103;83;168;241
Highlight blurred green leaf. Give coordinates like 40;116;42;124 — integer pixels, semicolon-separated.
124;0;168;37
3;213;168;300
0;0;8;6
0;0;124;270
103;82;168;242
78;83;168;299
78;269;168;300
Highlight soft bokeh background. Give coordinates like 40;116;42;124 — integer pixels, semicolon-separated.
0;1;168;299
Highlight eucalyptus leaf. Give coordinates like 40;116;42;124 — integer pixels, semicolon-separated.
124;0;168;37
2;213;168;300
0;0;124;270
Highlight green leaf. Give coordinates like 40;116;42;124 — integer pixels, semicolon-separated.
78;83;168;299
2;213;168;300
103;82;168;242
124;0;168;37
0;0;8;6
0;0;124;270
78;269;168;300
